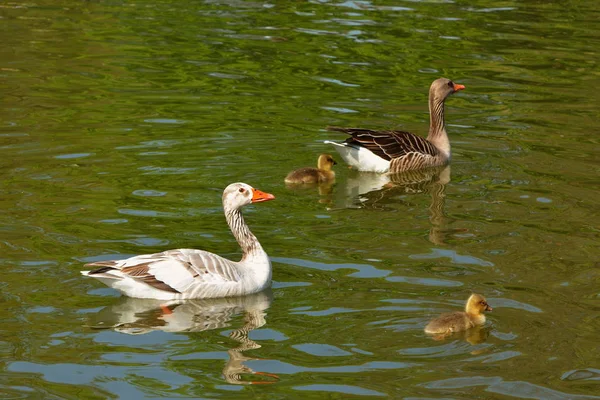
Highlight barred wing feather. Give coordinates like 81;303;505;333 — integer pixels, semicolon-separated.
85;248;242;294
327;127;440;160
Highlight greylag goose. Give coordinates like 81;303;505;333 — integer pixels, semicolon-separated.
81;183;275;300
425;293;492;336
324;78;465;173
284;153;337;184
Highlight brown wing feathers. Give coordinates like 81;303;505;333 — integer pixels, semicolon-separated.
87;260;182;294
327;126;439;160
120;263;183;293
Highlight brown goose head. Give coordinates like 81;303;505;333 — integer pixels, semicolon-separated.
430;78;465;102
317;153;337;171
465;293;493;315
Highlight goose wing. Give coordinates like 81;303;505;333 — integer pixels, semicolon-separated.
85;248;242;294
327;126;439;160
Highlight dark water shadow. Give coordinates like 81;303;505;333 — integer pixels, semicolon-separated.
86;290;278;385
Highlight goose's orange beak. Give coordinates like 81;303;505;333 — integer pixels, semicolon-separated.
453;83;466;92
251;188;275;203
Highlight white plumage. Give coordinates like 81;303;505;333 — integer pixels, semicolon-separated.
81;183;275;300
323;141;391;173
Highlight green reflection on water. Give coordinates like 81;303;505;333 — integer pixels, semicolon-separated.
1;0;599;398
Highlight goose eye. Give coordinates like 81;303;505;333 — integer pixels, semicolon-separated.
447;81;454;88
480;301;486;305
239;187;246;193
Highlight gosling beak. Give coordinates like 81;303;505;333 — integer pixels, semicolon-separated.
251;188;275;203
485;304;493;312
453;83;466;92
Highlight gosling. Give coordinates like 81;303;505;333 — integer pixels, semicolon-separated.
285;154;337;184
425;293;492;335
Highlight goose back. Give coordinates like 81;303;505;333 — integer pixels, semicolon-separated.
327;126;446;172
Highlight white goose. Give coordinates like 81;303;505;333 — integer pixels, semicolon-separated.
81;183;275;300
325;78;465;173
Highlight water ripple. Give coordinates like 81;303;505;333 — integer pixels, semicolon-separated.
410;248;494;267
272;257;391;278
562;368;600;382
422;376;600;399
7;361;192;387
313;76;360;87
295;384;385;397
386;275;462;287
293;343;353;357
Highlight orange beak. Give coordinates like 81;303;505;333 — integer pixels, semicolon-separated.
251;188;275;203
453;83;466;92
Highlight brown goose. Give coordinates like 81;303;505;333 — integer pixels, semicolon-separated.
284;153;337;184
324;78;465;173
424;293;492;336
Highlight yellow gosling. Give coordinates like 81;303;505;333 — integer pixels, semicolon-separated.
285;154;337;184
425;293;492;336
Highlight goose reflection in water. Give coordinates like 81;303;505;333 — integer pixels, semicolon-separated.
87;290;278;385
335;165;458;245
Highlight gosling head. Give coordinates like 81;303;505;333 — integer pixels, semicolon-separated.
465;293;492;315
317;153;337;171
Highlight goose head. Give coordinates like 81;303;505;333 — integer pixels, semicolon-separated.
223;183;275;209
430;78;465;102
317;153;337;171
465;293;493;315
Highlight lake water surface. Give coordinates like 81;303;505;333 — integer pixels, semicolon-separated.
1;0;599;398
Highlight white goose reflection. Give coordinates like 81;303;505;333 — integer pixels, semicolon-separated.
87;290;278;385
335;165;454;245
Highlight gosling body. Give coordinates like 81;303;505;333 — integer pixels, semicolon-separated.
285;154;337;184
425;293;492;335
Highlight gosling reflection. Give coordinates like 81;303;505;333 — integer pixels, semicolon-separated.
285;179;335;199
284;154;338;203
463;325;491;345
426;324;491;345
87;290;278;385
336;165;452;244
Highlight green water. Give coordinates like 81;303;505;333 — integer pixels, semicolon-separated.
1;0;599;398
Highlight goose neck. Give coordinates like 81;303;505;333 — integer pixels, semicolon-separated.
427;96;446;139
427;96;450;156
224;206;262;257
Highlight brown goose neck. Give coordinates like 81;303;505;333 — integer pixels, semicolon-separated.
224;206;260;256
427;96;447;140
